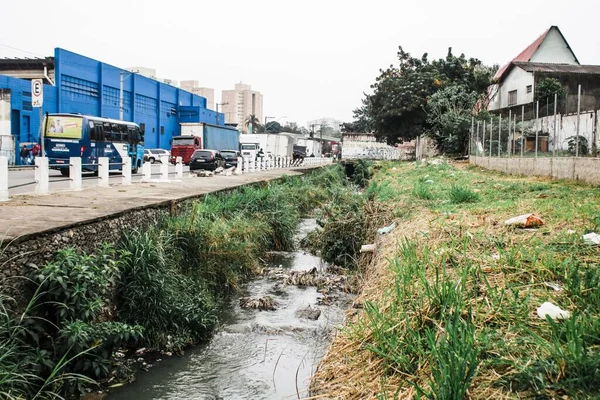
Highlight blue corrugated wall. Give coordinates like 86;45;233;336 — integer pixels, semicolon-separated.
0;48;224;152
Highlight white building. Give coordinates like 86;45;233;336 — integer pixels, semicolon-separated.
180;81;215;110
488;26;579;111
307;117;342;133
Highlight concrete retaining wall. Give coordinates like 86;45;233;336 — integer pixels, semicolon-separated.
470;156;600;185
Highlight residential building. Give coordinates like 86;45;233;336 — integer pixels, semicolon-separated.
485;25;600;154
180;81;215;110
221;83;263;133
489;26;580;111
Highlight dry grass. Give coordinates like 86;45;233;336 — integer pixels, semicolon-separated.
310;161;600;399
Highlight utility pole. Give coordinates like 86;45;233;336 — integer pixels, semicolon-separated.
216;102;228;126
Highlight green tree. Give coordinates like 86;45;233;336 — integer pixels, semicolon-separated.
535;77;567;102
245;114;261;133
265;121;283;133
358;47;494;153
426;86;480;154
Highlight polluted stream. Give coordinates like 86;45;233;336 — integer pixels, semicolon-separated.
109;219;353;400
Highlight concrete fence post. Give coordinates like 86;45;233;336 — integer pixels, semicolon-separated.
260;157;265;171
69;157;82;191
270;157;274;169
235;157;243;175
142;162;152;181
98;157;110;188
122;157;132;185
0;156;8;202
35;157;50;194
243;157;249;173
160;156;169;180
175;157;183;179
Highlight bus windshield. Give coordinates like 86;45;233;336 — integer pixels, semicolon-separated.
44;115;83;139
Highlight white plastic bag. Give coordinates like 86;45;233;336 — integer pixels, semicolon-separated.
537;302;570;320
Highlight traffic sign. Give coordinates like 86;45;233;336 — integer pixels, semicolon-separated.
32;79;43;108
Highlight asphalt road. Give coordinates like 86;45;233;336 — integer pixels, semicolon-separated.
8;163;190;196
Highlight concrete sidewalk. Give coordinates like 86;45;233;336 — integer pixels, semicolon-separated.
0;167;319;242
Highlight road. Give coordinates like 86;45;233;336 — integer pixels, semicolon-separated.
8;163;190;196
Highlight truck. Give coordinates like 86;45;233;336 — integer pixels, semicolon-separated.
239;133;297;160
239;134;268;160
296;138;322;157
170;123;239;164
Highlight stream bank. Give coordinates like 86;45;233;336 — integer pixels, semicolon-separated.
109;219;354;400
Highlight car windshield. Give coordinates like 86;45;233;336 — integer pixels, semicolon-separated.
192;151;213;158
144;150;149;154
221;151;237;157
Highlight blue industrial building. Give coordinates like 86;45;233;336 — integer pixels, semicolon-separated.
0;48;223;161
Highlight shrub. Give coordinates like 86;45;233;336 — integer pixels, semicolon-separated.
449;185;479;204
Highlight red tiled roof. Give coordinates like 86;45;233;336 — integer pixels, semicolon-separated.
493;27;551;81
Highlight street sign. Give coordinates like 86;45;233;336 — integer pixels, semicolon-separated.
31;79;43;108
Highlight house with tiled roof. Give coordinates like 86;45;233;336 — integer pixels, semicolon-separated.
488;26;583;112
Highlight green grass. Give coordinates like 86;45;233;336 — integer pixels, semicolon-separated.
1;164;355;398
342;161;600;399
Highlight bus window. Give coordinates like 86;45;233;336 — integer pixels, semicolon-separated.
120;125;129;142
91;123;104;141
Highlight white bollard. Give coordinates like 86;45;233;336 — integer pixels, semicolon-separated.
142;162;152;182
122;157;132;185
284;156;289;168
98;157;109;188
69;157;82;191
0;156;8;202
175;156;183;179
260;157;265;171
160;156;169;180
244;157;249;173
269;158;274;170
35;157;49;194
276;156;280;169
236;157;243;174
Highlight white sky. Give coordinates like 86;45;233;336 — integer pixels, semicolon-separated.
1;0;599;127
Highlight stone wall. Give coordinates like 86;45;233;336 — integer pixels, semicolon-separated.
470;156;600;185
0;205;168;299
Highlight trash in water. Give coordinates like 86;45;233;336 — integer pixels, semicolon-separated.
583;232;600;245
239;296;277;311
544;282;562;292
360;244;376;253
504;213;545;228
537;302;570;320
377;222;396;235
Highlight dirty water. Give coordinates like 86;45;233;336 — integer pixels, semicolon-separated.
109;219;352;400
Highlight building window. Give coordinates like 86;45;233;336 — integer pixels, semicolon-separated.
508;90;517;106
526;85;532;94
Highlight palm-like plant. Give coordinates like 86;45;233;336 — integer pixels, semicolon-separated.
245;115;261;133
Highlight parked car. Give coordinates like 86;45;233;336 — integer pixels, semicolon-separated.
144;148;170;163
220;150;241;168
189;149;225;171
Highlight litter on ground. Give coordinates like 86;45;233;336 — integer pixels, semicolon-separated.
537;302;570;320
583;232;600;245
377;223;396;235
504;213;545;228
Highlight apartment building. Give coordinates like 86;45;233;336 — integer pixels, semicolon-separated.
221;83;263;133
180;80;215;110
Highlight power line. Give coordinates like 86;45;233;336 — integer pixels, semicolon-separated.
0;43;47;58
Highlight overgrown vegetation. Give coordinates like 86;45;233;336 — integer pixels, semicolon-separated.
0;164;354;398
312;160;600;399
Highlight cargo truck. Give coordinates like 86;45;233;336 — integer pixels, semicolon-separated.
239;133;296;160
170;123;239;164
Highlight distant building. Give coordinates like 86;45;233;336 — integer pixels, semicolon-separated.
221;83;263;133
180;81;215;110
307;117;342;134
128;66;157;79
